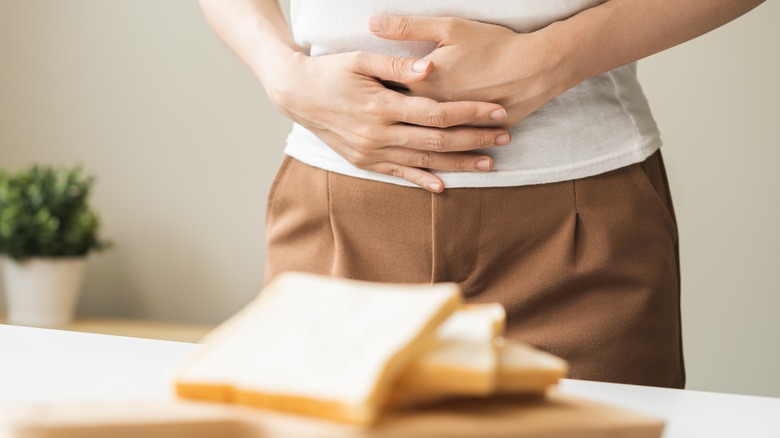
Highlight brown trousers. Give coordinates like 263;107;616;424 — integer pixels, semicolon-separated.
264;152;685;389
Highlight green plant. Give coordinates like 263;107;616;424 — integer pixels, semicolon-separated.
0;165;111;260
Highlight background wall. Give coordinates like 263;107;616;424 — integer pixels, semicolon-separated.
0;1;777;397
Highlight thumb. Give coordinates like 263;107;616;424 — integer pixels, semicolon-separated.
352;52;432;84
369;15;448;42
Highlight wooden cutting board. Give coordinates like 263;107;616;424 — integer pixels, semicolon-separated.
1;391;664;438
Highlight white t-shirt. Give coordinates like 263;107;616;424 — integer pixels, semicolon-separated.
285;0;662;187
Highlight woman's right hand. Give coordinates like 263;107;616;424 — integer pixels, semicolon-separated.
264;51;511;193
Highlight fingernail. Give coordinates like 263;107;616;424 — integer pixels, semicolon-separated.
428;182;442;192
412;59;430;73
496;133;510;145
476;158;492;171
489;109;507;120
369;15;385;32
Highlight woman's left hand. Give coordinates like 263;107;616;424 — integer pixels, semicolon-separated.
369;15;575;128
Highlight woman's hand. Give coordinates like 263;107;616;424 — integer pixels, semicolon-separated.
369;15;576;128
265;50;511;192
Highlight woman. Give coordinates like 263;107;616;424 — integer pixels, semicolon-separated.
197;0;764;388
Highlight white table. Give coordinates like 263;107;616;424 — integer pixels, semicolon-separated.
1;324;779;438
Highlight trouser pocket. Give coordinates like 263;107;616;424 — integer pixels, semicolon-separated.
627;152;678;240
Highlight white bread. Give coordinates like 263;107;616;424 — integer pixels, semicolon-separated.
495;337;569;394
456;303;507;337
174;272;462;425
392;303;506;397
388;309;568;410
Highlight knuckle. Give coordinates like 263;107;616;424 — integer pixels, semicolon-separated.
410;152;432;168
457;155;470;171
451;105;478;124
424;134;447;151
389;165;406;180
393;17;414;37
474;133;490;148
362;100;382;118
356;138;376;153
443;18;463;37
370;93;398;120
349;51;368;70
345;147;370;167
426;110;450;128
353;153;371;167
352;139;376;155
466;107;481;122
355;126;380;146
386;56;408;76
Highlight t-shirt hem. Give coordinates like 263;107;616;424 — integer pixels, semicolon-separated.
284;139;662;188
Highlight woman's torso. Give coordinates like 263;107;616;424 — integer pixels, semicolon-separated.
285;0;662;187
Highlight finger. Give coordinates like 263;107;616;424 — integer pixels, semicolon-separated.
388;94;508;128
369;15;456;42
353;52;432;85
381;147;494;172
369;162;445;193
388;125;511;152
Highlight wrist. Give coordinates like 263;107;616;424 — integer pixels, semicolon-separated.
512;28;577;102
535;22;590;94
256;50;310;118
539;1;633;88
252;46;303;85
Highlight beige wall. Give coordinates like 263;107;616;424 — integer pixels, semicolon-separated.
0;0;289;323
1;1;778;397
636;4;780;397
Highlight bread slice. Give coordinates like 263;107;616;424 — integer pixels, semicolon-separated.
174;272;462;425
387;308;568;410
456;303;506;337
387;304;506;408
495;337;569;394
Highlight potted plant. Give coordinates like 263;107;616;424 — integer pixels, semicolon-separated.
0;165;111;328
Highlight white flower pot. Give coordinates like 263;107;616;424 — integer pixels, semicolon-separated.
1;256;87;328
